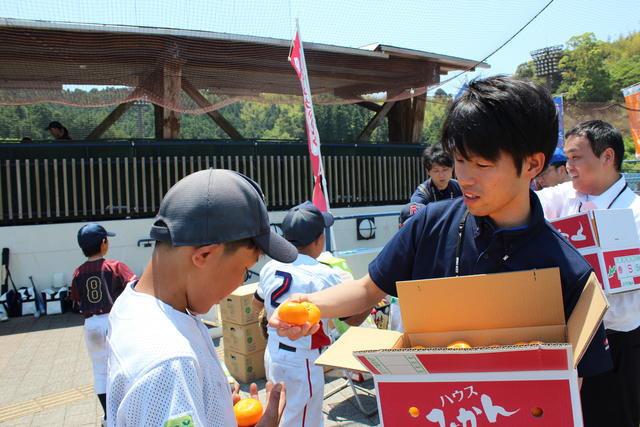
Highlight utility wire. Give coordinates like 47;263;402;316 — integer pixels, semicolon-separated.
434;0;555;90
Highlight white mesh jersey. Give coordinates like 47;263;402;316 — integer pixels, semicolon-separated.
256;254;342;349
106;282;236;427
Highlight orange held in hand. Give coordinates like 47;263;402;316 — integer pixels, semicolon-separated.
234;398;263;427
447;340;472;349
278;301;322;326
302;301;321;325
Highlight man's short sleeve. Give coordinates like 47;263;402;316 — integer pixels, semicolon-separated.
113;358;215;427
368;213;421;296
70;269;80;303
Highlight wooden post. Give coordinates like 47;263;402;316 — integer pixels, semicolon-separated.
409;93;426;143
182;78;244;140
154;104;164;139
356;101;395;142
161;62;182;139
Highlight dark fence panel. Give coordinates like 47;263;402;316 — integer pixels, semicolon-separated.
0;140;425;225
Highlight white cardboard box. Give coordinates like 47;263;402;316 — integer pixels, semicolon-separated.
315;269;607;426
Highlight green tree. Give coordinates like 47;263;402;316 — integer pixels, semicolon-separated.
558;33;613;101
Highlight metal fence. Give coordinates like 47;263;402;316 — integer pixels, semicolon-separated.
0;140;424;225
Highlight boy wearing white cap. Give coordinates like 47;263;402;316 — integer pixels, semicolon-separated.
106;169;295;427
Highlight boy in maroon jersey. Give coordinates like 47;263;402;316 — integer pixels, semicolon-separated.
71;223;137;425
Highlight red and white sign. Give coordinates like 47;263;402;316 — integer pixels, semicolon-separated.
550;209;640;294
356;346;582;426
289;27;330;212
549;212;597;250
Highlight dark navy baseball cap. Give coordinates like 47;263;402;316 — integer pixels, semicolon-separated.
45;121;64;131
77;223;115;249
150;169;297;263
399;202;425;226
282;201;334;247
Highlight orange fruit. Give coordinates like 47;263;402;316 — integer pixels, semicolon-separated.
447;341;472;349
234;398;263;426
408;406;420;417
487;344;501;347
301;301;321;325
514;341;529;346
278;302;309;325
531;407;544;417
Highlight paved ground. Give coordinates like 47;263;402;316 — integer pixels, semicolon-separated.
0;313;379;426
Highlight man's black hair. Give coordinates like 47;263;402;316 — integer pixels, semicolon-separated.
422;145;454;171
441;75;557;175
565;120;624;171
81;239;105;257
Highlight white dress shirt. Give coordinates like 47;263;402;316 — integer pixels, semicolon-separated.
537;177;640;332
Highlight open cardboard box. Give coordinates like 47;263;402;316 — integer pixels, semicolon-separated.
550;208;640;294
316;268;608;426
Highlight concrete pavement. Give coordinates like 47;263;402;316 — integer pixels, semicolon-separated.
0;313;379;426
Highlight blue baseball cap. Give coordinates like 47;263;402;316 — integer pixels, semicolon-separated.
77;223;115;249
550;147;567;165
282;201;334;246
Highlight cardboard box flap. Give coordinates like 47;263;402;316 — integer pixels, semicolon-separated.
567;272;609;368
397;268;565;334
230;282;258;296
592;209;640;249
314;327;403;372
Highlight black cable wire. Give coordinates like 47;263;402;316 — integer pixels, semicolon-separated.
434;0;556;90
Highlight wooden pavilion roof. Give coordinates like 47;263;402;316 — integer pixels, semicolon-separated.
0;18;489;100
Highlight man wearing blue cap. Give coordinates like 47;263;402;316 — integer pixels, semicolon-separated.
71;222;137;425
532;147;569;189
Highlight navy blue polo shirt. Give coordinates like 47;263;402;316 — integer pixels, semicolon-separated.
369;191;612;378
410;178;463;205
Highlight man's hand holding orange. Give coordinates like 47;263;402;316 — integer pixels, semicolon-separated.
268;294;321;340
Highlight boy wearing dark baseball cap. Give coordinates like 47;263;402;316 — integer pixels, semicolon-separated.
106;169;294;427
255;201;336;427
253;201;365;426
71;223;137;425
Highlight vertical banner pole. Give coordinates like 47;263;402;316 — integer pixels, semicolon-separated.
289;22;335;251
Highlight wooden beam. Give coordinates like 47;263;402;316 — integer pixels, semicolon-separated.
356;101;395;142
85;101;134;140
182;78;244;140
356;101;382;113
409;94;426;143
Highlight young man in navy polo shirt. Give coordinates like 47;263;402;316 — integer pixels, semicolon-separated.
270;76;612;383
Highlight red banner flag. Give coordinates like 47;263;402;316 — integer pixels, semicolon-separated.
289;28;330;212
622;83;640;159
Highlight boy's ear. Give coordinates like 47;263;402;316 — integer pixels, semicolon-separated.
191;243;223;267
525;152;546;178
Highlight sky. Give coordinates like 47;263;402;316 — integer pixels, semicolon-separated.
1;0;638;95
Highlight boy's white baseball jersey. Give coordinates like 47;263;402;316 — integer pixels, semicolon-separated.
256;254;342;427
107;282;236;427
